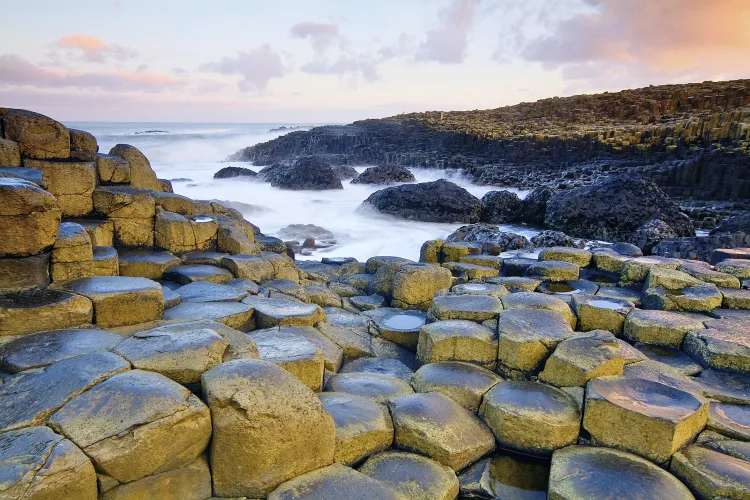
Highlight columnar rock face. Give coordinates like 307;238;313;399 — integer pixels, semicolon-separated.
202;360;335;497
109;144;164;192
0;178;61;258
24;159;97;216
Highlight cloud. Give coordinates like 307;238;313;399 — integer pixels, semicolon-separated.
56;34;137;63
199;45;285;92
290;22;340;53
0;53;186;92
301;54;379;83
521;0;750;84
416;0;483;64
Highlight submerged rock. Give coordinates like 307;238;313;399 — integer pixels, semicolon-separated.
364;179;483;223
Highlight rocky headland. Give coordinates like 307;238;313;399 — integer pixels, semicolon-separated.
0;107;749;500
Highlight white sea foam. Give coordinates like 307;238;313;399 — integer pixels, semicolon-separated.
68;121;541;261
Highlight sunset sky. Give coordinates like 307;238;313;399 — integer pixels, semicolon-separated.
2;0;749;122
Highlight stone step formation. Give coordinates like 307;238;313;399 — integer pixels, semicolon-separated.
0;108;748;500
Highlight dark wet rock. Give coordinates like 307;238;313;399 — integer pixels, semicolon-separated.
164;264;234;284
695;369;750;405
479;381;581;457
176;280;249;303
631;219;679;254
351;164;415;185
339;357;414;382
325;372;414;404
318;392;393;466
480;190;522;223
332;164;359;180
359;451;459;500
269;156;343;190
583;376;708;463
458;451;550;500
411;361;502;412
446;224;532;251
364;179;483;223
388;392;495;471
257;235;287;253
213;166;258;179
550;446;694;500
531;230;584;248
268;464;403;500
0;426;97;499
612;241;644;257
670;445;750;500
277;223;335;244
0;352;129;431
544;175;695;241
521;186;556;225
711;213;750;234
0;328;123;373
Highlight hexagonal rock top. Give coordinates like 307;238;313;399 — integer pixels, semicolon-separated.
0;288;93;337
539;330;624;387
0;426;97;499
325;372;414;404
388;392;495;471
359;451;459;500
479;381;581;457
670;445;750;500
549;446;694;500
201;360;335;497
622;309;706;347
417;319;498;368
242;295;326;328
411;361;502;412
250;329;325;391
500;292;576;329
391;263;453;310
268;463;406;500
583;376;708;463
572;294;633;334
318;392;394;466
428;295;504;322
49;369;211;484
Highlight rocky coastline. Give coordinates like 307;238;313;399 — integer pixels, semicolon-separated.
0;107;749;499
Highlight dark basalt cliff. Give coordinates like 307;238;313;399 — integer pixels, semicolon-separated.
230;80;750;200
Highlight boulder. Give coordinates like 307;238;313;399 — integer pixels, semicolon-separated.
710;213;750;234
109;144;164;191
201;359;335;497
479;381;581;457
521;186;556;225
359;451;459;500
531;230;583;248
69;128;98;153
549;446;694;500
481;190;523;223
544;175;694;241
3;109;70;159
388;392;495;470
631;219;679;254
0;178;60;257
0;426;97;500
332;164;359;180
351;164;415;184
0;138;22;166
214;166;258;179
583;376;708;463
364;179;483;223
49;370;211;483
270;156;343;190
318;392;394;465
446;223;532;251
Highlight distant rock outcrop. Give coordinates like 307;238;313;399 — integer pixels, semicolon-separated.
363;179;483;223
260;156;343;190
214;166;257;179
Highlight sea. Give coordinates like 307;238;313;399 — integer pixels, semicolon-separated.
65;121;540;261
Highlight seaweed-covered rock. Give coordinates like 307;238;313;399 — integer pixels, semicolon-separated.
352;165;415;185
214;166;258;179
480;190;522;224
269;156;343;190
445;224;532;251
364;180;483;223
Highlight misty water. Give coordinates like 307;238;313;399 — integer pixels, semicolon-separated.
68;121;540;261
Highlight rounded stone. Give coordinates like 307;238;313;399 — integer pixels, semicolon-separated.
250;328;325;391
549;445;694;500
339;357;414;382
268;463;405;500
359;451;459;500
428;295;504;322
242;296;326;328
417;319;498;368
388;391;496;470
0;288;93;336
49;369;211;484
325;372;414;404
583;376;708;463
479;381;581;457
623;309;706;347
318;392;394;466
572;294;633;334
411;361;502;412
0;328;123;373
201;359;335;497
501;292;576;329
3;109;70;159
670;445;750;500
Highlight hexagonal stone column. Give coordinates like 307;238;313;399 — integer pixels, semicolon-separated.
0;288;93;336
242;296;326;328
539;330;624;387
623;309;706;347
50;222;94;281
549;446;694;500
202;359;335;497
411;361;502;412
49;370;211;484
250;328;325;391
360;451;459;500
572;294;633;333
683;328;750;374
3;109;70;159
118;250;181;280
391;263;453;310
319;392;394;466
55;276;163;328
417;319;498;368
25;159;96;216
364;307;427;350
479;381;581;457
325;372;414;404
527;260;580;282
643;283;723;312
583;376;708;463
501;292;576;329
98;456;211;500
163;301;254;331
670;445;750;499
388;392;495;470
268;464;405;500
428;295;503;322
0;178;60;258
0;426;97;500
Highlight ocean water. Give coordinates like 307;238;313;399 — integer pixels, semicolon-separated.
67;121;540;261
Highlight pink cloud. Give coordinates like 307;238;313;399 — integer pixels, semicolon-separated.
199;45;285;92
56;34;137;63
416;0;483;64
290;22;340;53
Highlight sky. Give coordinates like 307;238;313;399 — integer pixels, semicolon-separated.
1;0;749;123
